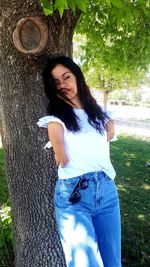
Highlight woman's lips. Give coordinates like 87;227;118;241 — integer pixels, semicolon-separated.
61;88;71;95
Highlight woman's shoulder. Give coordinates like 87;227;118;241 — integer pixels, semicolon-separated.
37;115;67;133
37;115;57;128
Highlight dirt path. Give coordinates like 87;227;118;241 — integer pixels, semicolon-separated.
116;118;150;129
116;118;150;139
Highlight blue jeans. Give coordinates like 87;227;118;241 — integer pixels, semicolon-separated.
54;171;122;267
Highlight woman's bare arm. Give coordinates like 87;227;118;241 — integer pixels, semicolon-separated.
48;122;69;167
106;120;115;141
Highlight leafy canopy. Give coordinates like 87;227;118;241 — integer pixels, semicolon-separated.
40;0;150;92
76;0;150;73
40;0;88;17
72;1;150;95
40;0;150;73
73;34;146;95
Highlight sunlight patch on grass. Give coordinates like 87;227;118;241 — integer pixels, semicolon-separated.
141;184;150;190
126;161;131;167
117;184;127;192
138;214;145;220
122;151;136;158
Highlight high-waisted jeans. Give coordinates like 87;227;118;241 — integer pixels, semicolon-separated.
54;171;122;267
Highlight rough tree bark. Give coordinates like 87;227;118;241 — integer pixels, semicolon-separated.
0;1;81;266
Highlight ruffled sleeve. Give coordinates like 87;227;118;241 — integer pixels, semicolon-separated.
37;115;67;149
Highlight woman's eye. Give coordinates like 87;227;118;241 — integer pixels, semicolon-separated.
55;80;60;85
64;75;70;80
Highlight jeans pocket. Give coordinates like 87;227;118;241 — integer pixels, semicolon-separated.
54;177;80;208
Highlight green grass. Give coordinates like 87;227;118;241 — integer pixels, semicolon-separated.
0;149;14;267
0;136;150;267
0;149;9;206
111;135;150;267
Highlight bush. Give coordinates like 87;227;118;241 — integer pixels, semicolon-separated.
121;101;128;105
109;100;120;105
0;204;14;267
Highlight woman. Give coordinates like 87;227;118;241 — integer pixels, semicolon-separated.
37;55;122;267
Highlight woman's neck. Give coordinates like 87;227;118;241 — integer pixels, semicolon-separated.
71;97;83;109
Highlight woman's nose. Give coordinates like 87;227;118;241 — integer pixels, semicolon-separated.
58;78;67;89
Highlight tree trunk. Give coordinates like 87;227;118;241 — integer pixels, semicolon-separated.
0;1;80;266
103;91;110;110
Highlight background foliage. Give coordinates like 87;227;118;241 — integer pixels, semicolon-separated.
0;149;14;267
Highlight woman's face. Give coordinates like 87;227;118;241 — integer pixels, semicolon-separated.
51;64;79;104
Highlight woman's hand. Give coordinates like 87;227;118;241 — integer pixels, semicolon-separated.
55;152;69;167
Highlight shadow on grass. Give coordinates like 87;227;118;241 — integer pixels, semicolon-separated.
111;135;150;267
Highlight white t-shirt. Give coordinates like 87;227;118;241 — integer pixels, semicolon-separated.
37;108;116;180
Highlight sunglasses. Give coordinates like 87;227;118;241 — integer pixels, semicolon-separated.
69;178;89;204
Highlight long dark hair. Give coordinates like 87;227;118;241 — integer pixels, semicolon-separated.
43;55;109;133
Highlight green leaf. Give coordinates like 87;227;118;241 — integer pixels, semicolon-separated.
54;0;68;17
117;16;122;28
68;0;76;13
110;6;120;22
110;0;124;8
137;0;146;6
40;0;52;8
124;6;133;26
142;7;150;16
43;7;53;16
74;0;87;12
133;8;140;19
111;6;118;15
115;8;125;28
40;0;53;16
105;0;111;7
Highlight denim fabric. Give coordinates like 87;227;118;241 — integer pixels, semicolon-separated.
54;171;122;267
